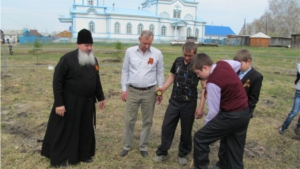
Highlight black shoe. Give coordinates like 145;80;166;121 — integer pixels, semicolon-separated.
208;164;221;169
279;127;286;134
140;151;148;157
120;149;129;157
82;158;93;163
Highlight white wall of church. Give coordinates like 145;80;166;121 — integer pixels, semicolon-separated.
158;2;196;20
68;0;205;42
74;0;82;5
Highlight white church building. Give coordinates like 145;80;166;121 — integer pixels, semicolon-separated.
59;0;206;43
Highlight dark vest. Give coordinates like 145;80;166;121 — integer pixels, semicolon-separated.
207;61;248;112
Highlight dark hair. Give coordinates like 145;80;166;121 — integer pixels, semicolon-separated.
182;42;198;54
233;49;252;62
190;53;213;71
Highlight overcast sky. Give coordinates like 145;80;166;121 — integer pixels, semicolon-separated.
1;0;269;34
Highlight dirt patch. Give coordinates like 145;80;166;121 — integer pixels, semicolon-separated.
211;140;274;159
102;59;121;62
107;89;121;98
262;99;276;108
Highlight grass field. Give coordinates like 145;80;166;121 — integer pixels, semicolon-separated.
1;43;300;169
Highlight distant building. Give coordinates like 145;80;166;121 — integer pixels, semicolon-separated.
249;32;270;47
29;30;42;37
291;34;300;49
2;29;23;43
56;30;72;38
19;29;55;44
58;0;206;42
205;25;235;39
0;29;4;43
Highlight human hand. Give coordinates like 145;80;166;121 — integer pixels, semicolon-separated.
156;96;163;105
99;100;106;109
121;91;127;102
195;107;204;119
56;106;66;117
155;87;165;96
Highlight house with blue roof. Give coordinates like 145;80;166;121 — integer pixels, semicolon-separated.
205;25;235;39
58;0;206;42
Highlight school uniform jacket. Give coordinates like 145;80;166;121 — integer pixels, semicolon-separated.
239;68;263;116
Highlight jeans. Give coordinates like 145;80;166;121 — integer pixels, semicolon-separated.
282;90;300;129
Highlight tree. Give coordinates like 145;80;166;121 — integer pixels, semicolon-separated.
114;41;123;62
29;40;43;64
245;0;300;37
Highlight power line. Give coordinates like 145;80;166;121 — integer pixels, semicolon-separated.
1;13;26;28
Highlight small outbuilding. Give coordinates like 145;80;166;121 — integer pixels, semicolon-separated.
226;35;250;46
291;34;300;48
250;32;270;47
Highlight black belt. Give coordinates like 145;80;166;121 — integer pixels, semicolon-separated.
129;85;154;90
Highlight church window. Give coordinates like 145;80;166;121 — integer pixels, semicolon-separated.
149;24;154;33
126;23;132;34
89;21;95;33
161;26;166;36
173;9;181;18
187;27;191;37
88;0;93;5
138;24;143;34
195;29;199;38
115;22;120;34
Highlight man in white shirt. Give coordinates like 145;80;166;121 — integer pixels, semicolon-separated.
120;30;165;157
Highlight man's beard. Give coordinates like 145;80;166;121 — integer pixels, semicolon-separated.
78;49;96;66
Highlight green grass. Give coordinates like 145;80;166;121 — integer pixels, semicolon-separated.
1;43;300;169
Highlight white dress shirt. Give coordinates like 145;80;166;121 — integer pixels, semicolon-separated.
121;46;165;91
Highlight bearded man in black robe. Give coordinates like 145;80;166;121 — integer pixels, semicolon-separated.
41;29;106;167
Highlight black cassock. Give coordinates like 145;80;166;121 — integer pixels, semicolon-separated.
41;49;105;166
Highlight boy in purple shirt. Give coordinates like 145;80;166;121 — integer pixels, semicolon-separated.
191;53;250;169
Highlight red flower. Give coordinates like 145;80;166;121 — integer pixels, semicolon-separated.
95;65;99;71
148;58;154;65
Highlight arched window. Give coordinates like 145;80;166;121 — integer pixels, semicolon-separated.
149;24;154;33
138;24;143;34
161;26;166;36
89;21;95;33
115;22;120;34
187;27;191;37
126;23;132;34
195;29;199;38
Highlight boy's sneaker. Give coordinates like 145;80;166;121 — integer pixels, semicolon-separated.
279;127;286;134
178;156;187;166
153;154;168;162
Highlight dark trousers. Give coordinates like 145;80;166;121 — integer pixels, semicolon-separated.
156;98;196;157
194;108;250;169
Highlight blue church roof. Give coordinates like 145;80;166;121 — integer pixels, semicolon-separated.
205;25;235;36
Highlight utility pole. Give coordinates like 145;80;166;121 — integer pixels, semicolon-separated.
244;18;246;35
266;17;268;35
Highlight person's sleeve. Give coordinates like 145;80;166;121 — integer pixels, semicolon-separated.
298;64;300;73
205;83;221;125
156;51;165;88
53;57;67;107
170;58;177;74
95;59;105;102
248;73;263;113
224;60;241;72
121;49;130;91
